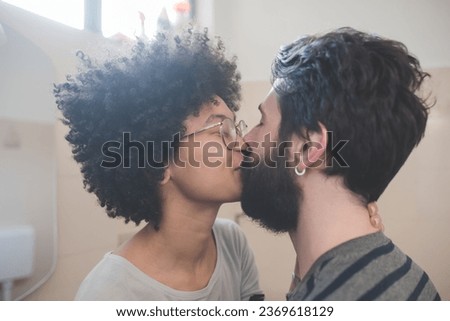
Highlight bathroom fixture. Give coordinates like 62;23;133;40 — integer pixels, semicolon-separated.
0;22;6;46
0;225;35;300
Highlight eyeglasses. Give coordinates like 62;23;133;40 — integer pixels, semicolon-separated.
181;118;247;150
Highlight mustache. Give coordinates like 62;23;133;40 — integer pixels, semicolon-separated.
239;141;299;169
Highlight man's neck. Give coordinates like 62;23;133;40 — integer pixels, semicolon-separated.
290;173;379;279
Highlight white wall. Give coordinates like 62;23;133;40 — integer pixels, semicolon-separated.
213;0;450;81
0;3;80;95
0;25;56;123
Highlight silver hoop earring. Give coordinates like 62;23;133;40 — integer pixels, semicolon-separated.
294;166;306;176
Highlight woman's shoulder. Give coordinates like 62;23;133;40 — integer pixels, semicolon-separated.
213;218;243;236
213;218;250;255
74;253;138;300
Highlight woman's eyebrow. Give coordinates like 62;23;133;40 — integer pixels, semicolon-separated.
204;113;236;124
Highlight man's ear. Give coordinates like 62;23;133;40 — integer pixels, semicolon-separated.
291;122;328;169
305;122;328;166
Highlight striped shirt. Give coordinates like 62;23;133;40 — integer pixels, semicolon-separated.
287;232;440;301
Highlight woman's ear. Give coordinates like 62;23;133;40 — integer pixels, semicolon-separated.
160;166;172;185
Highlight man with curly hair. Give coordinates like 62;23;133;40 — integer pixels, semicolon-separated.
55;29;263;300
241;28;440;300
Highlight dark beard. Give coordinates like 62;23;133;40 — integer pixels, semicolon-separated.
240;152;301;233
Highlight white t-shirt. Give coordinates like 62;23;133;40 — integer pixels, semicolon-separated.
75;219;262;300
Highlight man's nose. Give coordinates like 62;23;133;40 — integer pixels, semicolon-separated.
243;126;257;146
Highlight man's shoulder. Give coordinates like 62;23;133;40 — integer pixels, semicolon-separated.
288;233;440;300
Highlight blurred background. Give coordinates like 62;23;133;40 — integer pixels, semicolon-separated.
0;0;449;300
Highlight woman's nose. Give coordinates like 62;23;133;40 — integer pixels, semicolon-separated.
231;134;248;152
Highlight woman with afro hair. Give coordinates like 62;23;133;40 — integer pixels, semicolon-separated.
54;29;263;300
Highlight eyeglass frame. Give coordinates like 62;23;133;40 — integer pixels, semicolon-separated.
180;118;247;151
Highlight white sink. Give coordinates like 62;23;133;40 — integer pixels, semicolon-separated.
0;225;35;300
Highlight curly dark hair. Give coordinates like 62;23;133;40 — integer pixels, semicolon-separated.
54;29;241;227
272;27;431;203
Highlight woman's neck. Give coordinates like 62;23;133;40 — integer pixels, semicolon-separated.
116;196;221;290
